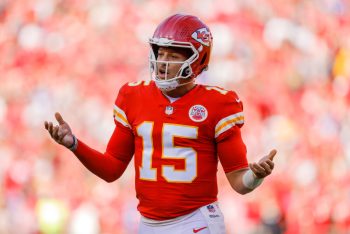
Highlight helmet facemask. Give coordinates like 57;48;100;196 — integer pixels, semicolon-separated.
149;38;199;91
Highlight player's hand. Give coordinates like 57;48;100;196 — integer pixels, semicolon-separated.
44;112;74;148
249;149;277;179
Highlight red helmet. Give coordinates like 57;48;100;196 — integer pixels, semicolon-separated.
149;14;213;91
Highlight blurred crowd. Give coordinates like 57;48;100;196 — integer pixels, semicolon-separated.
1;0;350;233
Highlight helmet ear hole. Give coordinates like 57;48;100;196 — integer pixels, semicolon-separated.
181;67;191;77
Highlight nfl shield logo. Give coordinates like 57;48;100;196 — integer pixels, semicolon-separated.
189;105;208;122
165;106;173;115
207;205;216;213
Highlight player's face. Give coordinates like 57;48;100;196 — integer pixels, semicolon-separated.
156;47;191;80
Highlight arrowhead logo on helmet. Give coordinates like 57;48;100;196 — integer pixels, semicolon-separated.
191;28;211;47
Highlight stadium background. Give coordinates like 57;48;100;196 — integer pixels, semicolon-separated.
1;0;350;233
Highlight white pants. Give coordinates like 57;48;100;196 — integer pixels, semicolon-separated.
139;202;226;234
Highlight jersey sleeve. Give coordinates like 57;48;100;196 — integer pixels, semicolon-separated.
112;83;135;161
73;124;134;182
214;90;248;173
105;124;134;163
113;83;132;129
214;90;244;141
217;127;248;173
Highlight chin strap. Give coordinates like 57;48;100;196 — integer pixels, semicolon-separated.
155;77;194;91
154;78;179;91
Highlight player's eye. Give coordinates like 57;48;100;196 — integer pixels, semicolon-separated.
171;54;183;60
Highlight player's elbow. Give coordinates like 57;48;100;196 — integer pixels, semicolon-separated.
103;177;117;183
235;187;253;195
228;182;250;195
100;173;121;183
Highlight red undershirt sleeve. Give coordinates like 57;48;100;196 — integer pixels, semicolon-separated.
217;126;249;173
73;123;134;182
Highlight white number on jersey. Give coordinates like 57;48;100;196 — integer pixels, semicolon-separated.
136;122;198;183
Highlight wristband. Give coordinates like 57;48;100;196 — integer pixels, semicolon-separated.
68;135;78;151
242;169;263;189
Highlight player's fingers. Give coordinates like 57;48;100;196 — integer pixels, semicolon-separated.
266;160;274;170
259;162;272;174
249;163;264;178
48;122;54;134
250;162;266;175
252;162;266;172
268;149;277;161
55;112;66;125
44;121;49;130
52;126;59;140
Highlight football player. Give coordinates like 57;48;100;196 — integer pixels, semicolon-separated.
45;14;276;234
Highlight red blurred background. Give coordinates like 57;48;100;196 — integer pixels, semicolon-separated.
1;0;350;233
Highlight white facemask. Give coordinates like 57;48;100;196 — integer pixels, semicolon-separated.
149;38;199;91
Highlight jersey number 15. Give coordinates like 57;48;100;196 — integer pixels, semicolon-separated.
136;122;198;183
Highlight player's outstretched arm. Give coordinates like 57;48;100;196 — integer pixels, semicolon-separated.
226;149;277;194
44;112;134;182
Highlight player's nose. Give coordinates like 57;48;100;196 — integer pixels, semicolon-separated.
157;61;167;70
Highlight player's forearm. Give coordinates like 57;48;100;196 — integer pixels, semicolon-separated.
73;139;128;182
226;169;262;194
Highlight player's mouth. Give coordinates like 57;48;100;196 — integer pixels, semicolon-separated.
157;69;168;79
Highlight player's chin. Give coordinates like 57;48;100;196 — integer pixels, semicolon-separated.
157;73;171;80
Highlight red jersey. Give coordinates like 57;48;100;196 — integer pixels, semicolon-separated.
113;80;248;220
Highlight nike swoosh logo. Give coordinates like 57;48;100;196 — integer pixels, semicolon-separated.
235;98;241;102
193;227;208;233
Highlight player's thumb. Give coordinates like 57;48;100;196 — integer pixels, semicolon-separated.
55;112;66;125
268;149;277;161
